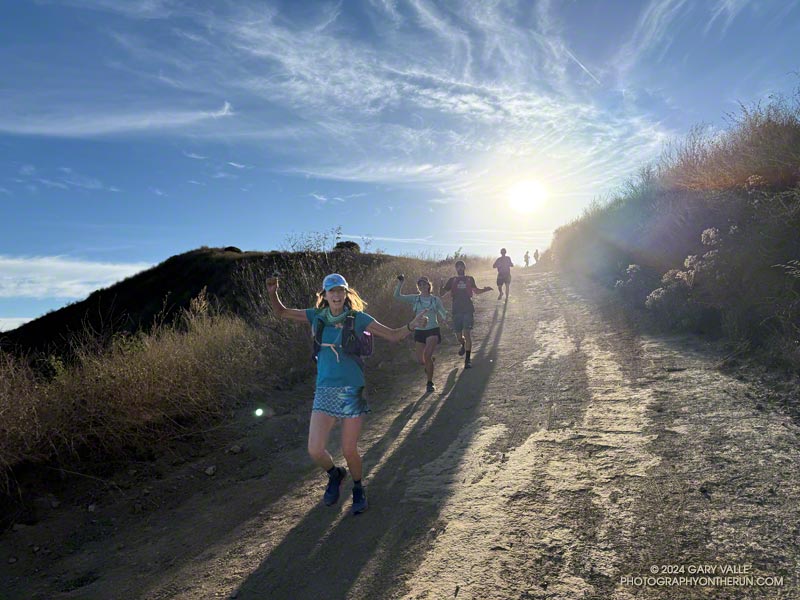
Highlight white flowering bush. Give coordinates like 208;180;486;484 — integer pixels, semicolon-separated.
645;269;705;329
701;227;720;246
614;264;660;307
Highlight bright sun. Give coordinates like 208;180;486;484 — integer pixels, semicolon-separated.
507;180;548;214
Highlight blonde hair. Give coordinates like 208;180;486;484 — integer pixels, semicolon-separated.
315;287;367;312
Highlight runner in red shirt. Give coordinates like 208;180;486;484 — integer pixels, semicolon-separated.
441;260;492;369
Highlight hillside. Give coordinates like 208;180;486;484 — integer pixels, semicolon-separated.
0;246;391;358
550;92;800;371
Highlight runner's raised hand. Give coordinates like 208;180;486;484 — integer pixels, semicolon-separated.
410;309;430;329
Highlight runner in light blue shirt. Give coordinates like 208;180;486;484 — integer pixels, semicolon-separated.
268;272;428;516
394;274;447;393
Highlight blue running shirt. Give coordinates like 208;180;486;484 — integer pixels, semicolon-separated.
305;309;375;387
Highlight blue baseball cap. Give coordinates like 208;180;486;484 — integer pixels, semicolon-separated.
322;273;349;291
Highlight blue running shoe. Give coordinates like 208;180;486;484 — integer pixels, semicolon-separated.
323;467;346;506
351;485;368;515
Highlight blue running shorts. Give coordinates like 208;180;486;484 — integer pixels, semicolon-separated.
313;386;370;418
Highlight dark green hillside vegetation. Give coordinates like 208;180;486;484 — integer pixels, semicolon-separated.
551;92;800;369
0;246;390;360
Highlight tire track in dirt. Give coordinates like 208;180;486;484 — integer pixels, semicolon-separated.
376;273;800;599
379;275;663;599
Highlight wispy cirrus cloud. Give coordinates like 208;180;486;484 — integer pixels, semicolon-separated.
613;0;690;75
291;161;467;185
531;0;602;89
61;171;105;190
342;233;439;245
368;0;402;24
38;178;69;189
613;0;776;76
11;1;682;202
407;0;473;77
44;0;178;19
707;0;800;37
0;255;151;299
12;165;120;193
309;192;346;204
0;102;232;137
209;2;673;197
705;0;750;34
428;196;467;204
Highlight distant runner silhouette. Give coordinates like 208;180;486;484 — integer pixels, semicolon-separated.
493;248;514;302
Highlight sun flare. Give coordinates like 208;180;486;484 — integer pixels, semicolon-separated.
507;180;548;214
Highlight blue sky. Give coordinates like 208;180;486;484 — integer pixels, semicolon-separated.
2;0;799;329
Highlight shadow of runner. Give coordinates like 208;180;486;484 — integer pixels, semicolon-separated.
235;303;507;599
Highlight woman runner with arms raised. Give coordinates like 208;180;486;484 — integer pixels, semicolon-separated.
393;274;448;392
267;273;428;515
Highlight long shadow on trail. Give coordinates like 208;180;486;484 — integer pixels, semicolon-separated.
236;303;508;599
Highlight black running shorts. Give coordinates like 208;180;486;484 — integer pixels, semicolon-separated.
414;327;442;344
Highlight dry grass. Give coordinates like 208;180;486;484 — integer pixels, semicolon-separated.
0;351;41;487
0;252;492;494
660;97;800;192
551;90;800;370
0;295;267;494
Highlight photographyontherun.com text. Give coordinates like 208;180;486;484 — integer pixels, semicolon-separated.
620;564;784;588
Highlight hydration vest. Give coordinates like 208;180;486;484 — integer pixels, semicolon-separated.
311;312;373;370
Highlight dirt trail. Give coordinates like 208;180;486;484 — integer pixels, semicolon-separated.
2;270;800;599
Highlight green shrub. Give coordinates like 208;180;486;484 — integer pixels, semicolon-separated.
333;240;361;252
